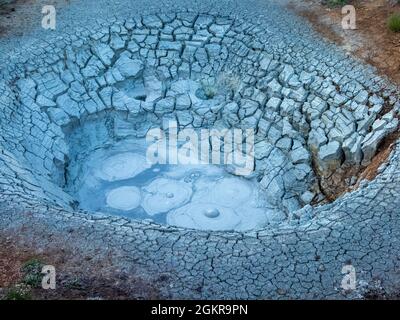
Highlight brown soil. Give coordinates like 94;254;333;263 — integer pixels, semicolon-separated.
0;233;161;300
288;0;400;84
0;237;25;288
318;132;398;202
288;0;400;202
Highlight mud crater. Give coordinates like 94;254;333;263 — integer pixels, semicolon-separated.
1;13;398;231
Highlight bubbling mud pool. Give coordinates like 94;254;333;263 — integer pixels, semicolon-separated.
66;138;284;231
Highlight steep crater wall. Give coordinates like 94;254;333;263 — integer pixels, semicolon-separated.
0;12;398;231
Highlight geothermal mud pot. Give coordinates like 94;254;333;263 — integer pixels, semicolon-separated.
1;0;400;299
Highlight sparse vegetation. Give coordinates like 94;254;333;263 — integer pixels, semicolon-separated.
4;284;32;300
65;277;84;290
21;258;44;288
324;0;348;8
388;13;400;32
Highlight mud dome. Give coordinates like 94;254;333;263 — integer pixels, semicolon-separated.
0;13;399;232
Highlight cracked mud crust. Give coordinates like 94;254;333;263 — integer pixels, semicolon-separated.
287;0;400;202
1;0;400;299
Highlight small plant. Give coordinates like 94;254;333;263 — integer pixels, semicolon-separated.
197;79;218;100
388;13;400;32
4;284;32;300
21;258;44;288
325;0;348;7
66;277;84;290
